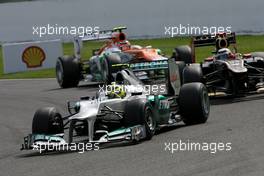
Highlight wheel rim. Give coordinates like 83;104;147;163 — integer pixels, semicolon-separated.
145;108;155;131
56;60;64;85
52;115;61;126
51;115;63;133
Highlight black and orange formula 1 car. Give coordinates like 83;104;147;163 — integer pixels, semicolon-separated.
173;33;264;97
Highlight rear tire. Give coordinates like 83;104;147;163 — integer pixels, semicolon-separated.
179;83;210;125
123;99;156;140
143;105;156;140
173;45;192;64
56;56;81;88
32;107;63;135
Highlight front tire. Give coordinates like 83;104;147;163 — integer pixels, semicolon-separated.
179;83;210;125
173;45;193;64
183;64;203;84
32;107;63;135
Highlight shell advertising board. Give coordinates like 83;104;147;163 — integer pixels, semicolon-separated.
2;40;62;73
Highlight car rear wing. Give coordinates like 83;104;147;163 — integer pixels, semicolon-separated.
129;60;169;71
190;32;237;62
77;26;127;42
128;59;180;96
73;26;127;59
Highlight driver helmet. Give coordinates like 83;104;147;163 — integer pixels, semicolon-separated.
117;40;131;51
107;83;126;99
215;48;235;60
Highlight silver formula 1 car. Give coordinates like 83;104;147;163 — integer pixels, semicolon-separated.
21;59;210;151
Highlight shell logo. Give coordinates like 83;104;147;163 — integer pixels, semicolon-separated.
22;46;46;68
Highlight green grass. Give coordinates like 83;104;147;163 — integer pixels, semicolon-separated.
1;35;264;79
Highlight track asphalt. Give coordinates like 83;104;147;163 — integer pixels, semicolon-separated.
0;79;264;176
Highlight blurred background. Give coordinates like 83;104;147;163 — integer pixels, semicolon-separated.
0;0;264;42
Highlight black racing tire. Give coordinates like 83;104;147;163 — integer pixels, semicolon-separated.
143;105;156;140
179;83;210;125
101;53;123;84
123;99;156;140
251;52;264;58
173;45;192;64
101;57;113;84
32;107;63;135
183;64;203;84
56;56;81;88
176;61;186;85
